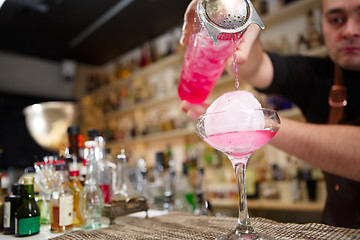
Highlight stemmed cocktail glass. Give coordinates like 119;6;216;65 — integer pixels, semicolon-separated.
196;108;280;240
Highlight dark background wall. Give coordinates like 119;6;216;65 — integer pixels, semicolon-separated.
0;92;61;169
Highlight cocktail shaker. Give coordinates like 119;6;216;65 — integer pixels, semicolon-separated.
178;0;264;104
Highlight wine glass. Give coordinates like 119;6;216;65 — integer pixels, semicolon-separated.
196;108;280;240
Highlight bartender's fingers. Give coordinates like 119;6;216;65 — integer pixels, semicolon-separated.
180;100;209;120
180;0;198;46
232;24;262;64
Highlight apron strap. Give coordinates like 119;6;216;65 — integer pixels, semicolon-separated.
328;65;347;124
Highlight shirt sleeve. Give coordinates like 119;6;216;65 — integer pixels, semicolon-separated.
257;52;331;114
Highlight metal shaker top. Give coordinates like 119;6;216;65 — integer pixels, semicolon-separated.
197;0;265;43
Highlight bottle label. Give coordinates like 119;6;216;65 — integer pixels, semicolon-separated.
59;195;73;226
3;202;11;228
17;216;40;235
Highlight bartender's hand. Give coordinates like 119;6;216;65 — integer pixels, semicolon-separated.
225;24;261;68
180;101;209;120
180;0;198;46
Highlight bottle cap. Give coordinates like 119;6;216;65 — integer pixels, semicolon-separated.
88;128;100;139
23;176;34;185
24;166;35;173
67;125;80;136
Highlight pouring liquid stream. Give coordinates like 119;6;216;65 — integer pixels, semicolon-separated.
232;36;240;90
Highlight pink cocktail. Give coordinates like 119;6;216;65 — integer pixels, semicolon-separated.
204;130;277;163
196;109;280;240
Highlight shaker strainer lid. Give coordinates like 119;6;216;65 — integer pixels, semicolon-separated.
197;0;265;43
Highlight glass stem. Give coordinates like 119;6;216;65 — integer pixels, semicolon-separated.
234;161;255;233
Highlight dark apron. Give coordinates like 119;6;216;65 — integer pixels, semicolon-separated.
322;172;360;229
322;65;360;229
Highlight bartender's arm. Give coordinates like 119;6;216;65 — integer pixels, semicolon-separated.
273;118;360;182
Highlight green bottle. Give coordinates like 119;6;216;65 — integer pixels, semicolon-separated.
15;176;40;237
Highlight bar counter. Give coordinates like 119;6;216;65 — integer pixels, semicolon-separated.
1;210;359;239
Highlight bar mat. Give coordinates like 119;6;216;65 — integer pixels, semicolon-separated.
50;211;360;240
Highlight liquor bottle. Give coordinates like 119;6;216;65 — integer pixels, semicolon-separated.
78;134;85;163
3;183;23;234
67;125;81;163
68;162;83;227
79;141;104;230
193;162;212;216
94;136;111;204
20;166;48;225
15;176;40;237
136;157;149;199
79;162;87;186
173;162;195;213
105;148;117;196
163;148;175;212
50;163;73;233
0;181;8;232
148;152;166;209
112;148;140;202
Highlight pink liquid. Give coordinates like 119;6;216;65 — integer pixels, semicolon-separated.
178;30;240;104
99;184;110;204
204;130;276;164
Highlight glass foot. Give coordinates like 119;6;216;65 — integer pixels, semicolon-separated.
216;226;275;240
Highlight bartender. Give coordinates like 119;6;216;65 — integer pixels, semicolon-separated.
180;0;360;228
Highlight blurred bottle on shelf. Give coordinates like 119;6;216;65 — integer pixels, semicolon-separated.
260;164;280;200
112;148;141;202
150;40;160;62
94;136;112;204
301;167;317;202
290;166;302;203
105;148;117;196
136;157;149;199
78;134;85;163
68;162;83;227
15;176;40;237
80;142;104;230
79;162;87;187
140;43;152;67
3;183;23;234
193;157;212;216
67;126;81;164
163;147;175;212
246;167;259;199
116;59;131;79
173;162;195;213
50;163;73;233
148;152;166;210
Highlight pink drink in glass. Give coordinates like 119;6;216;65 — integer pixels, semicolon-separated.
178;29;238;104
204;130;276;165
